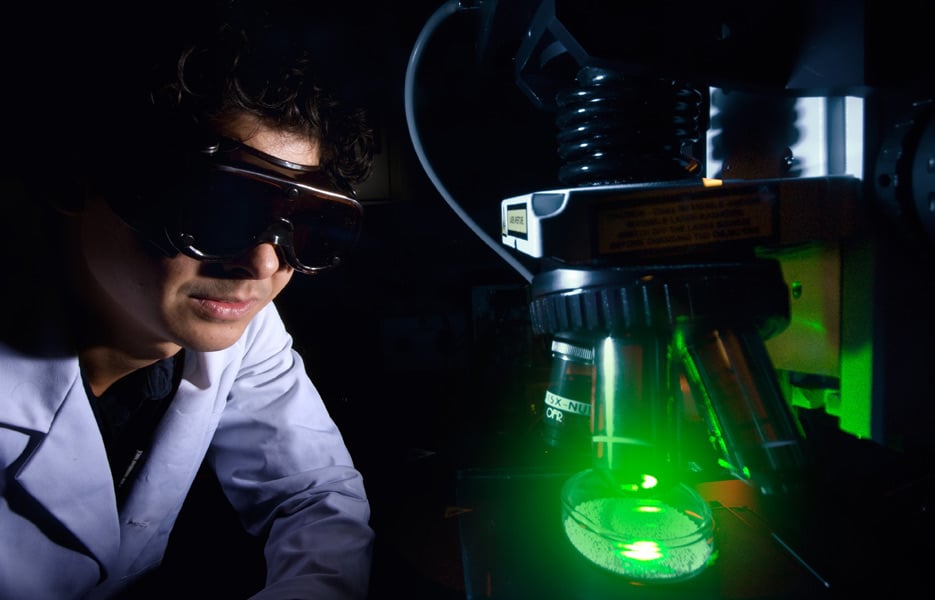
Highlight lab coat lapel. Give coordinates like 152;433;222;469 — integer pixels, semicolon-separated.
114;351;223;564
5;354;121;570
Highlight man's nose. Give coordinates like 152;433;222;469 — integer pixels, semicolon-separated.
221;242;286;278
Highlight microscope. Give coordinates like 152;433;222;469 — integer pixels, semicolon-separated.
406;0;934;594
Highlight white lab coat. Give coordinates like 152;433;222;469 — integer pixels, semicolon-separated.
0;302;374;599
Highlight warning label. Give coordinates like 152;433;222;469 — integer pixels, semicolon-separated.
597;189;775;255
504;203;528;238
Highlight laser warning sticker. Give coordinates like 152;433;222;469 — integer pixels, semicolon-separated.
504;202;528;239
597;186;776;255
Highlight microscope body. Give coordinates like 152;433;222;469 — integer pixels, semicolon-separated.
407;0;935;591
488;0;934;494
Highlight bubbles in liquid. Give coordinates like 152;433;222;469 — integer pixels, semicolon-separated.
563;494;715;581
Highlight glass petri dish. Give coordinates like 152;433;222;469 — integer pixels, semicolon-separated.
561;468;717;582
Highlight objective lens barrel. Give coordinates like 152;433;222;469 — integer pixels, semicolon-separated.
677;324;810;495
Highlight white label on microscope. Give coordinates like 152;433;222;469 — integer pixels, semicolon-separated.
545;391;591;416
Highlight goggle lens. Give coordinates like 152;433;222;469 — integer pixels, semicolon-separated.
147;139;364;274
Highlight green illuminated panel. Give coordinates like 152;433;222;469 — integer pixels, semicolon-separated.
838;237;875;440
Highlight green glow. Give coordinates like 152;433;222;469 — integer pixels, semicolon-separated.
619;540;663;561
790;280;803;299
715;458;751;481
840;341;873;438
676;332;737;477
616;474;657;493
563;492;715;581
839;238;875;439
600;337;618;467
562;471;717;582
790;316;827;334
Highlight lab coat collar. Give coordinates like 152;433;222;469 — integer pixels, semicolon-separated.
1;348;122;574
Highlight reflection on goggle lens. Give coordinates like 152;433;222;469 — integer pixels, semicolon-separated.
116;137;363;275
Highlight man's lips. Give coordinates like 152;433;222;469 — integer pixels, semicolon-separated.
190;294;258;321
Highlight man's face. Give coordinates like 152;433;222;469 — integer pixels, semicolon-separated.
75;117;315;355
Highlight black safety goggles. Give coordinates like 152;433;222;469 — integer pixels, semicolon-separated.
116;137;363;275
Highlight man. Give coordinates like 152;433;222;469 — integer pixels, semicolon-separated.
0;4;376;598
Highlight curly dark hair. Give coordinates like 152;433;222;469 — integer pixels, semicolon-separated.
155;19;374;188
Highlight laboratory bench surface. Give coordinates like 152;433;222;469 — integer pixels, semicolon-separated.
118;400;933;600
